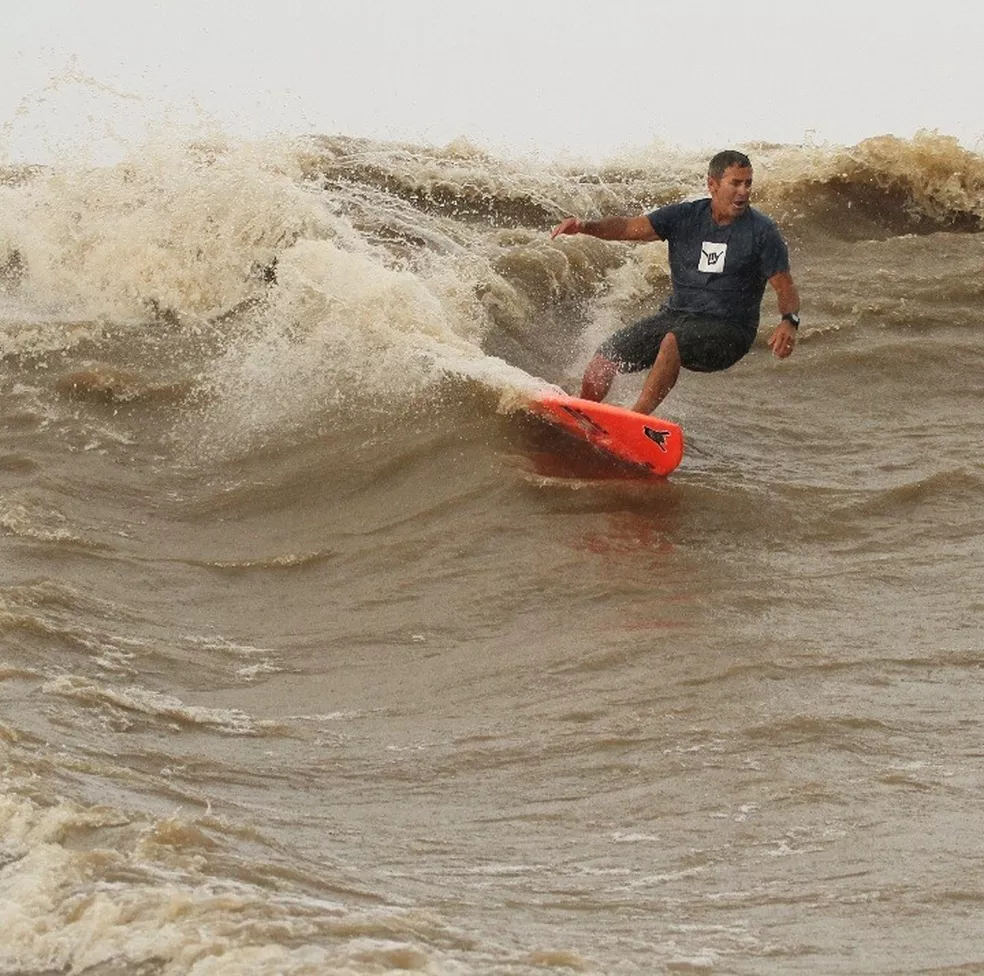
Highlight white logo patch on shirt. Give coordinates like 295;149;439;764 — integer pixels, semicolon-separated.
699;241;728;273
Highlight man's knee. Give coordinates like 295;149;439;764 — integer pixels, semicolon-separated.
585;353;619;376
581;354;619;401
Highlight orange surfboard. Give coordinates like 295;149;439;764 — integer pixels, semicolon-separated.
527;393;684;476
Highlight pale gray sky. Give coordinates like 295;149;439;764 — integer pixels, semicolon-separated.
3;1;983;162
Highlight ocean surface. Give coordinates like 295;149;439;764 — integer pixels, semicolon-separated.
1;130;983;975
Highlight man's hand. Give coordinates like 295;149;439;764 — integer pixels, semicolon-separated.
767;320;797;359
551;217;583;239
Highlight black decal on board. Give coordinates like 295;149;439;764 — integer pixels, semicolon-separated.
643;427;671;452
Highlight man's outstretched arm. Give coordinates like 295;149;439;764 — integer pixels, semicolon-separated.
551;215;660;242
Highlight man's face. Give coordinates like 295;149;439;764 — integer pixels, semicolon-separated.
708;165;753;222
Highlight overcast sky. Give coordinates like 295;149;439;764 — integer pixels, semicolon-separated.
3;1;983;163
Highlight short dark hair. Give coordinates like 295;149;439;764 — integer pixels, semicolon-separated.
708;150;752;179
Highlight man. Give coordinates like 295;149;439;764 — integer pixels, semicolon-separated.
550;150;801;415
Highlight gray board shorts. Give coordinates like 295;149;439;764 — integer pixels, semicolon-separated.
599;309;753;374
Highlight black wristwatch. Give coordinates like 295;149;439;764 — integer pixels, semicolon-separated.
781;312;800;329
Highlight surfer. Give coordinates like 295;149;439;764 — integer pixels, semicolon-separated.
551;150;801;414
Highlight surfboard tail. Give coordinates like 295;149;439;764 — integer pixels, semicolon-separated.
527;394;684;476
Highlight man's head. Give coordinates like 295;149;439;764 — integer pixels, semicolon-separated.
707;150;751;181
707;150;753;224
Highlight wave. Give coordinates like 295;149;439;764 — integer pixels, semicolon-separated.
291;131;984;242
759;132;984;239
42;674;274;736
4;131;977;318
1;130;981;456
0;788;454;976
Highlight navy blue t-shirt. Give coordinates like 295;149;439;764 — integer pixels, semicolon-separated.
647;198;790;342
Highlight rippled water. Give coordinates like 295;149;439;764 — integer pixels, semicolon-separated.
1;131;983;974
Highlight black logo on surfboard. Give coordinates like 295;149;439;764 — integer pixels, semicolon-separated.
643;426;671;452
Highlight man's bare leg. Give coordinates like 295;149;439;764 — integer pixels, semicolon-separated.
580;354;619;402
631;332;681;414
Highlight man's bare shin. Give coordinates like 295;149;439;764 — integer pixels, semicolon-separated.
631;334;681;414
